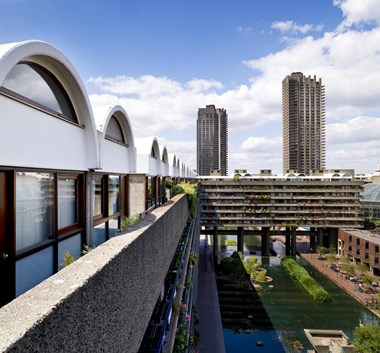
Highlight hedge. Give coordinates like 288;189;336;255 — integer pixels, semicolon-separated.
281;257;330;303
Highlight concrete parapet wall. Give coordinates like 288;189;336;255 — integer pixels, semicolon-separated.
0;194;188;353
129;173;147;216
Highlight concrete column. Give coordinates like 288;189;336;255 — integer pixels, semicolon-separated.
317;228;324;247
291;230;297;256
261;227;270;256
129;173;147;216
213;227;218;264
329;228;338;250
85;171;93;247
237;227;244;253
285;227;291;256
310;232;316;252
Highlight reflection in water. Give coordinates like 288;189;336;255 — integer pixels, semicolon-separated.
216;236;379;353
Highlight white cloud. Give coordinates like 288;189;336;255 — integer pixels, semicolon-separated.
89;75;183;97
89;4;380;175
244;28;380;121
327;116;380;144
186;79;224;93
155;137;197;172
334;0;380;28
271;20;323;34
241;136;282;154
326;116;380;172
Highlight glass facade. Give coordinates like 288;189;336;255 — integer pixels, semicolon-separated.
109;175;120;216
93;178;103;216
58;178;77;229
2;62;77;122
16;172;54;252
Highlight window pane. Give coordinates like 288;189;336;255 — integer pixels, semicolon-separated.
105;116;125;144
2;62;77;122
109;218;120;238
16;172;54;252
58;179;77;229
92;178;103;216
109;176;120;215
147;176;152;199
93;223;106;247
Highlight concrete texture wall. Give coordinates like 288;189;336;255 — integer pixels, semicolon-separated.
129;173;147;216
0;194;188;353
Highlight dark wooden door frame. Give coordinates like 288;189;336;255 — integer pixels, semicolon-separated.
0;171;15;306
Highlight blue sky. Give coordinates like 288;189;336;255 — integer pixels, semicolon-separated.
1;0;380;175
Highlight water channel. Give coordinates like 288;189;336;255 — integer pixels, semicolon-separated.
216;235;379;353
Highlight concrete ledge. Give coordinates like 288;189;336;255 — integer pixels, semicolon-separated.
0;194;188;353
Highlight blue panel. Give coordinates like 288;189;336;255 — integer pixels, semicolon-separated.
93;223;106;247
58;233;82;269
16;246;54;297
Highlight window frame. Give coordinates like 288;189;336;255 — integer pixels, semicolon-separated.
0;61;82;127
92;174;126;245
105;115;129;147
6;167;85;260
57;174;84;237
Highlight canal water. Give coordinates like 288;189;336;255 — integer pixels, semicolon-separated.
217;236;379;353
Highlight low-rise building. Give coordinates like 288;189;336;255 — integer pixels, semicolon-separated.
338;228;380;275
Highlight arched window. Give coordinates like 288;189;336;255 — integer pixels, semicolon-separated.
151;146;156;159
105;116;126;145
0;61;77;123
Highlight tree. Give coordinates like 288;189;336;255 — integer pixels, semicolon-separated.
243;257;260;278
356;262;369;277
316;246;328;259
341;263;356;276
328;245;336;254
327;253;337;264
353;323;380;353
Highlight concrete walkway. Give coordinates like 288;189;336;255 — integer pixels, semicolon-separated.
301;253;380;318
196;235;226;353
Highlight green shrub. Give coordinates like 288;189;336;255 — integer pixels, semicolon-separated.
243;256;260;278
255;269;267;282
281;258;330;303
170;184;185;198
60;251;75;268
225;239;237;246
118;214;142;234
170;182;197;220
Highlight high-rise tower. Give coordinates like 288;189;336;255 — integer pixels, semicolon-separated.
282;72;326;174
197;105;228;176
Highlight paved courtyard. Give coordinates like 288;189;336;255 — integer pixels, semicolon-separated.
301;253;380;318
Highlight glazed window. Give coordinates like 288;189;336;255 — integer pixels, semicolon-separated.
108;175;120;215
58;178;78;229
151;146;156;159
108;218;120;238
16;172;55;251
1;62;77;123
105;116;126;145
92;177;103;217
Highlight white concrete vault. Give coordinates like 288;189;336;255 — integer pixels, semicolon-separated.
93;105;136;173
135;136;162;176
0;40;99;170
160;145;169;177
0;38;196;311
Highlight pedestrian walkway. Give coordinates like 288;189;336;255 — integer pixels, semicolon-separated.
301;253;380;318
197;235;226;353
